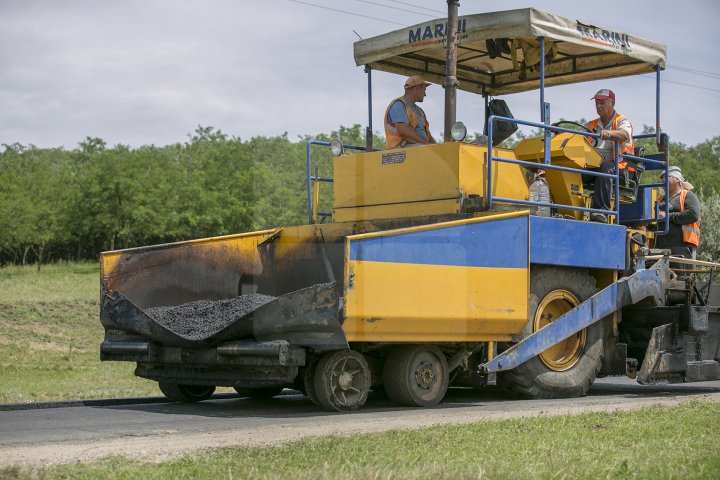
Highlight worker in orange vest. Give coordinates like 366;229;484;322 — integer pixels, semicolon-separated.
584;89;634;223
384;75;436;149
655;166;701;271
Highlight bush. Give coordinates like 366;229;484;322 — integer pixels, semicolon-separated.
698;192;720;262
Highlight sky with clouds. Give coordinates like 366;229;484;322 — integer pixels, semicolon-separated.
1;0;719;149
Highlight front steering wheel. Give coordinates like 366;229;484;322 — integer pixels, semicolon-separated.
551;121;598;147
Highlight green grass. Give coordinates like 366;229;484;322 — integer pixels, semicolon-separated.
1;263;719;479
0;262;159;403
3;401;719;480
0;262;99;304
0;262;239;403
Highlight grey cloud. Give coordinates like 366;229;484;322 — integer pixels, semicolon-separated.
0;0;718;148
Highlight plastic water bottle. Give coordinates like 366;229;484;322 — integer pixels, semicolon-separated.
529;173;552;217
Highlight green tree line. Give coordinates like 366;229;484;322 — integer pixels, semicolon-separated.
0;125;380;266
0;125;718;266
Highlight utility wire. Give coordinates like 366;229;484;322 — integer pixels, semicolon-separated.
661;79;720;93
667;65;720;80
384;0;446;15
286;0;407;26
352;0;434;17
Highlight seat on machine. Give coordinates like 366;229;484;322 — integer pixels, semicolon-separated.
617;146;646;204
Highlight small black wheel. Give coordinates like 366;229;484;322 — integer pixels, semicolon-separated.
313;350;371;411
552;120;598;147
234;387;284;399
303;356;321;406
499;266;603;399
382;345;449;407
158;383;216;402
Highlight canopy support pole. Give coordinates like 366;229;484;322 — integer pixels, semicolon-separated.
655;64;661;144
365;65;373;151
443;0;459;141
539;36;546;123
539;36;551;165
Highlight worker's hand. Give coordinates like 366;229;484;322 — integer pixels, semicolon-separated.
599;129;612;140
395;122;428;145
657;209;665;219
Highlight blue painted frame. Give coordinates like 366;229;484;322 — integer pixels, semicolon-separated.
529;217;626;269
349;215;529;269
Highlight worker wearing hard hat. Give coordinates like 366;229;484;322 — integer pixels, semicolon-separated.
585;89;634;223
655;166;701;268
384;75;436;149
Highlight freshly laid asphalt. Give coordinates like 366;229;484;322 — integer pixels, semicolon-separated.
1;377;718;467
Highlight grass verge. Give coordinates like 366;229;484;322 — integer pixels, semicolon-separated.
3;401;719;479
0;262;158;403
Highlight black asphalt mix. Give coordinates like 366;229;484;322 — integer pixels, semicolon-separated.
146;294;276;340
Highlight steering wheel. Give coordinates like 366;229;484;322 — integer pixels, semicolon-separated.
551;121;598;147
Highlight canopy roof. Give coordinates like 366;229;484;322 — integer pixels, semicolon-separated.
354;8;666;96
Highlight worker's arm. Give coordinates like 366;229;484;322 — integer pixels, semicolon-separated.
599;116;632;145
598;128;629;143
394;122;430;144
670;191;701;224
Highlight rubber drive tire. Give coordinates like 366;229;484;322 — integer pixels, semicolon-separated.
234;387;284;399
383;345;449;407
303;356;321;406
158;383;216;402
313;350;371;412
499;266;603;399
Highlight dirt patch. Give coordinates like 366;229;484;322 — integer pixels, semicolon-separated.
0;318;55;338
146;294;276;341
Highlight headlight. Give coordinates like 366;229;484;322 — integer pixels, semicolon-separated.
450;122;467;142
330;138;344;156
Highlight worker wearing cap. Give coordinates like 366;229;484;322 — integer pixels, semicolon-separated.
384;75;436;149
655;166;701;268
585;89;634;222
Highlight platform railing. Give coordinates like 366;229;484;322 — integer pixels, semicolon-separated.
487;116;669;230
618;133;670;234
306;140;366;224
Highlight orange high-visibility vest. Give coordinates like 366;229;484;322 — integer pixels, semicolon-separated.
587;113;635;170
384;96;431;149
679;189;701;247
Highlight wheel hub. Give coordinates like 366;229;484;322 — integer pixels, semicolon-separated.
534;289;586;371
338;371;354;390
415;361;436;389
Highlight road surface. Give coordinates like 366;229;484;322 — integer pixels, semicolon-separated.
1;377;719;467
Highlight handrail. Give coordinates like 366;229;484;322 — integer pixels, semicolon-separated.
486;115;670;229
620;132;670;235
305;140;366;224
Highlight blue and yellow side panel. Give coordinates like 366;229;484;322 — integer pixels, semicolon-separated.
529;217;626;269
342;211;529;342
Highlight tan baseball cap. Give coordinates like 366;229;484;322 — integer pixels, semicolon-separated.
404;75;431;89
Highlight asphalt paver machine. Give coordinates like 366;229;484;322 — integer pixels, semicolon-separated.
99;5;720;411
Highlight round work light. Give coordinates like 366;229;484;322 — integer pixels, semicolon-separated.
450;122;467;142
330;138;344;156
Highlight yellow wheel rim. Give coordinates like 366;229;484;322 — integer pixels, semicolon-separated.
534;290;586;371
